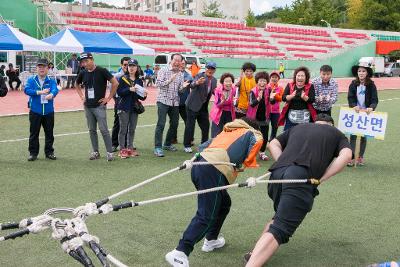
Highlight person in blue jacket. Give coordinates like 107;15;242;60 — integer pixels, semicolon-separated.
24;58;59;161
116;58;147;159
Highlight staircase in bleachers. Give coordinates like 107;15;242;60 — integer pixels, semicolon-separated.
264;23;372;60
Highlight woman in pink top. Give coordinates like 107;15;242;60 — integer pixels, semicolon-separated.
268;71;284;141
210;73;236;137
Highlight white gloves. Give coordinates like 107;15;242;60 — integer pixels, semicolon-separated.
246;177;257;188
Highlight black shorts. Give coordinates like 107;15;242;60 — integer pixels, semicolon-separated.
267;165;319;244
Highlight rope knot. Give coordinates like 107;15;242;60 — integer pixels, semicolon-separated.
73;203;98;218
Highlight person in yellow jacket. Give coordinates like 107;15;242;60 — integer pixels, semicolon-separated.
234;62;257;118
279;62;285;79
166;117;263;267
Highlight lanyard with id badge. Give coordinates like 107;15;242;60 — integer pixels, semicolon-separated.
35;77;49;104
87;72;96;100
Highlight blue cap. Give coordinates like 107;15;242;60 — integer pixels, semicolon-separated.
206;61;217;69
128;59;138;66
37;58;49;66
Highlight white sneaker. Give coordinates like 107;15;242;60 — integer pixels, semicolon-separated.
106;152;114;161
184;147;193;153
201;236;226;252
165;249;189;267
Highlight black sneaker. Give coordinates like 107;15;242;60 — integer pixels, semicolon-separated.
28;155;37;161
46;154;57;160
112;146;118;152
243;251;252;264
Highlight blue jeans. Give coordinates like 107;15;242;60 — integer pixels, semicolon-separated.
154;102;179;148
177;157;231;256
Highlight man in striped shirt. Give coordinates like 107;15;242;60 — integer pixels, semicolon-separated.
154;54;188;157
312;65;338;116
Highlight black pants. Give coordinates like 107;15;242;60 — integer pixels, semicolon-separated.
211;110;233;138
235;111;246;119
260;124;269;152
9;77;21;90
183;106;209;148
179;105;187;123
350;135;367;158
111;106;120;148
269;113;279;141
316;109;331;116
172;105;188;142
267;165;318;245
29;111;55;156
66;76;76;89
177;157;231;256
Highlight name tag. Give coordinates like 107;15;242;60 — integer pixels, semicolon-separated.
88;87;95;99
40;94;48;104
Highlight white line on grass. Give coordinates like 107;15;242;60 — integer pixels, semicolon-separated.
1;97;399;144
0;123;157;143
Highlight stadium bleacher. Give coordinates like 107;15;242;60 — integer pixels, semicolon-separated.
56;7;377;59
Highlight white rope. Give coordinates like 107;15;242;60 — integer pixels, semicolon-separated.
256;179;308;184
257;172;271;181
106;160;235;201
107;254;129;267
73;202;99;218
135;183;243;207
132;175;309;208
108;166;181;201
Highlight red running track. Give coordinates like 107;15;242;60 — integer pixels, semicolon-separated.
1;78;399;116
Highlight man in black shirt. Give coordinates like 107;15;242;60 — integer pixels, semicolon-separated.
75;52;119;161
245;114;352;267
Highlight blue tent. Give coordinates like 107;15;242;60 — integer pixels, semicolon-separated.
42;28;154;55
0;23;53;51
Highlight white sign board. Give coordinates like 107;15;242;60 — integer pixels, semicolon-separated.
338;107;388;140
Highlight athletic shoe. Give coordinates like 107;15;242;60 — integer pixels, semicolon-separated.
46;154;57;160
184;147;193;153
347;159;354;167
112;146;118;152
201;236;225;252
119;149;129;159
106;152;114;161
356;157;365;166
165;249;189;267
259;152;269;161
163;145;178;152
128;148;139;157
27;155;37;161
154;147;164;157
89;151;100;160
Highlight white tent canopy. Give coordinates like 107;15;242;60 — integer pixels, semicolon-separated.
42;28;155;55
0;23;54;52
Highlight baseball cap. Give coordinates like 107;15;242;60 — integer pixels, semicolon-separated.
37;58;49;66
270;71;280;79
79;52;94;61
128;59;138;66
205;61;217;69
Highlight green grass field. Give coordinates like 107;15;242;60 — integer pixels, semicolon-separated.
0;90;399;267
